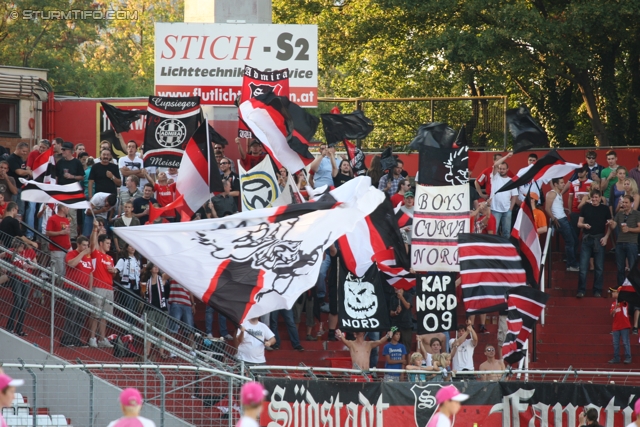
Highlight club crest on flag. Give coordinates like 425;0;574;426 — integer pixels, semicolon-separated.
411;384;446;427
195;219;325;301
240;171;279;210
155;119;187;148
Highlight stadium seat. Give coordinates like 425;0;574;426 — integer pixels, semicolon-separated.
2;407;15;416
50;415;68;426
3;414;19;427
36;415;52;425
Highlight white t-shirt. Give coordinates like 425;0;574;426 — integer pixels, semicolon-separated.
39;203;55;234
449;338;476;371
236;320;274;364
89;192;113;219
490;173;518;213
106;415;156;427
236;416;260;427
118;156;147;190
427;413;452;427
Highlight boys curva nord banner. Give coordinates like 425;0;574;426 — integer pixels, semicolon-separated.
260;378;640;427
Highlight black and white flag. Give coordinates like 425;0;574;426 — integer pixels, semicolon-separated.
143;96;201;168
338;263;390;332
415;273;457;334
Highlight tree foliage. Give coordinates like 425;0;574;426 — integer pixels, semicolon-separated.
274;0;640;149
1;0;639;148
0;0;183;97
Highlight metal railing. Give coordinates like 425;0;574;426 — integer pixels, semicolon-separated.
0;229;238;370
248;365;640;385
0;362;251;427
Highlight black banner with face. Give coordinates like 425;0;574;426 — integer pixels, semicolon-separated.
338;263;390;332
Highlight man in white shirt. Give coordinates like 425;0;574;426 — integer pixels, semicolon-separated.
82;193;117;237
236;317;276;365
449;321;477;372
118;141;147;191
490;153;518;237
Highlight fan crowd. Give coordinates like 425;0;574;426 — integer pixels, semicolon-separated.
0;137;637;374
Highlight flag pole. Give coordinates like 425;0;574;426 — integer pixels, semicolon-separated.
204;113;211;191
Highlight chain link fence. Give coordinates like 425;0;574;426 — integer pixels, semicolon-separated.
316;96;508;151
0;362;250;427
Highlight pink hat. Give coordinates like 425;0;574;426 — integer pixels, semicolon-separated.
435;385;469;405
0;374;24;389
241;382;266;406
119;388;143;407
635;399;640;415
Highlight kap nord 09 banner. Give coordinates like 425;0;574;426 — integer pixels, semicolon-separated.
261;379;640;427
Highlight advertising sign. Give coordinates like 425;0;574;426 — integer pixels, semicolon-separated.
154;23;318;106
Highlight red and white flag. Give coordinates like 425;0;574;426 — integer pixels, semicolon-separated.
496;150;580;194
239;93;314;173
113;177;384;324
18;179;90;208
32;146;56;184
510;196;541;286
502;286;549;365
175;121;224;221
459;233;526;314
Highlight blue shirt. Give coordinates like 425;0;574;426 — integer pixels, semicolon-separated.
313;156;340;189
383;342;407;376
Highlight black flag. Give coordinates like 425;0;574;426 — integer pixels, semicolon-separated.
379;147;397;172
506;106;548;154
417;145;469;186
321;110;374;146
409;122;457;151
100;102;146;134
338;263;390;332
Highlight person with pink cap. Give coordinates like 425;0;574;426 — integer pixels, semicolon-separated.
427;385;468;427
237;381;266;427
627;400;640;427
106;388;155;427
0;371;24;427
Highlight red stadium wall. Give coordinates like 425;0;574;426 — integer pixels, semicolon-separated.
48;97;640;179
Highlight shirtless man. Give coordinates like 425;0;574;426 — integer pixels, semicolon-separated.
336;329;392;371
478;343;505;381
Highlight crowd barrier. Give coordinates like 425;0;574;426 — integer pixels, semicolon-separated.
0;362;251;427
258;377;640;427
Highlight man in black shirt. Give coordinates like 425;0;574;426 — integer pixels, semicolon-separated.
0;161;18;203
56;142;85;239
132;184;157;225
577;189;611;298
0;202;37;248
55;142;84;185
88;149;121;198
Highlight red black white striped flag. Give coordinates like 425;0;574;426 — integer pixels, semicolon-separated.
458;233;526;314
18;179;90;208
510;195;541;286
502;286;549;365
175;121;225;221
239;92;314;173
32;146;56;184
496;150;580;194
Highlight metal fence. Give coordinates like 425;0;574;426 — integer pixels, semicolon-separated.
317;96;508;150
0;229;238;370
0;362;251;427
248;365;640;386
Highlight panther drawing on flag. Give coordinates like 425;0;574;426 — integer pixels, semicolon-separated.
194;219;326;301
